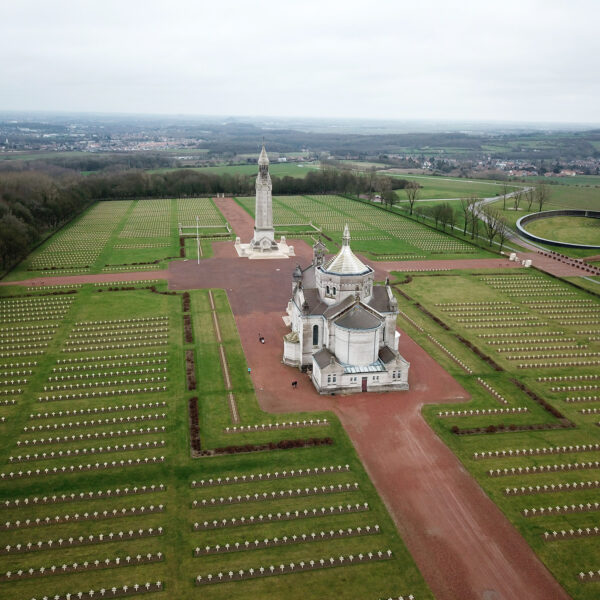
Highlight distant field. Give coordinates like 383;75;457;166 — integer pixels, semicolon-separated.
386;173;523;200
523;215;600;246
522;175;600;187
0;150;92;161
148;163;318;178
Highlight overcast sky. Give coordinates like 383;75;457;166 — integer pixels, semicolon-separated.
1;0;599;124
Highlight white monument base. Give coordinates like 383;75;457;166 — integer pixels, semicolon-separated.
235;236;295;259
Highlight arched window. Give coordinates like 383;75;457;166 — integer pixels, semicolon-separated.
326;285;330;295
312;324;319;346
332;287;337;296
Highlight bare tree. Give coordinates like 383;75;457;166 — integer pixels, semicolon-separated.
501;182;511;210
497;215;510;252
482;206;500;246
459;197;477;235
470;202;480;240
367;167;377;201
405;181;420;215
525;186;535;211
535;183;549;212
512;189;523;211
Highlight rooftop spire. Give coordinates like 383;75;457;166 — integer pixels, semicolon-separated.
258;142;269;166
342;223;350;247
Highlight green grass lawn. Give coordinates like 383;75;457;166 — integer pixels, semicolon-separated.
389;268;600;600
523;216;600;246
0;284;432;600
385;173;523;200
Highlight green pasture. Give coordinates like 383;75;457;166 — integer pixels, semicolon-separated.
148;163;318;178
523;216;600;246
386;173;523;200
0;284;431;600
389;268;600;600
521;175;600;187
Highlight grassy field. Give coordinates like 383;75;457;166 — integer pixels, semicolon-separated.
385;173;523;200
388;268;600;600
0;283;431;600
148;163;318;178
522;175;600;187
524;216;600;246
236;194;495;260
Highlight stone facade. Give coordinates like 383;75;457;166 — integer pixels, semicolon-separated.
283;227;409;394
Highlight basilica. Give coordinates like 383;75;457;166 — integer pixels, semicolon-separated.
283;226;410;394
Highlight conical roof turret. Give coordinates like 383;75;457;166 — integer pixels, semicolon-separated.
321;225;371;275
258;143;269;166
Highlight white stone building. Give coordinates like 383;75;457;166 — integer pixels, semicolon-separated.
283;226;409;394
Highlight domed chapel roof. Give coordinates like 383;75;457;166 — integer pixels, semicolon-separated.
321;225;371;276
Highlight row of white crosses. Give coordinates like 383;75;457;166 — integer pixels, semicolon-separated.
1;526;163;555
25;414;167;431
70;323;168;335
438;407;528;418
2;483;165;509
437;301;513;307
498;344;579;353
380;596;415;600
581;408;600;414
30;402;167;420
474;443;600;459
578;569;600;581
550;384;599;393
522;502;599;518
53;358;168;372
49;368;167;382
195;548;393;585
38;388;168;401
192;464;351;488
487;336;573;345
518;360;600;369
9;440;166;463
65;336;168;346
426;335;472;374
63;342;169;353
504;480;600;496
195;524;381;555
562;396;599;403
93;279;160;285
489;461;600;477
398;311;424;332
192;483;359;507
507;351;600;361
27;284;82;290
224;418;328;433
2;504;165;530
194;503;369;531
1;351;45;359
464;322;544;330
56;351;168;365
476;378;507;404
0;455;166;479
18;426;166;447
44;377;167;391
543;527;600;541
478;331;562;339
457;316;540;325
